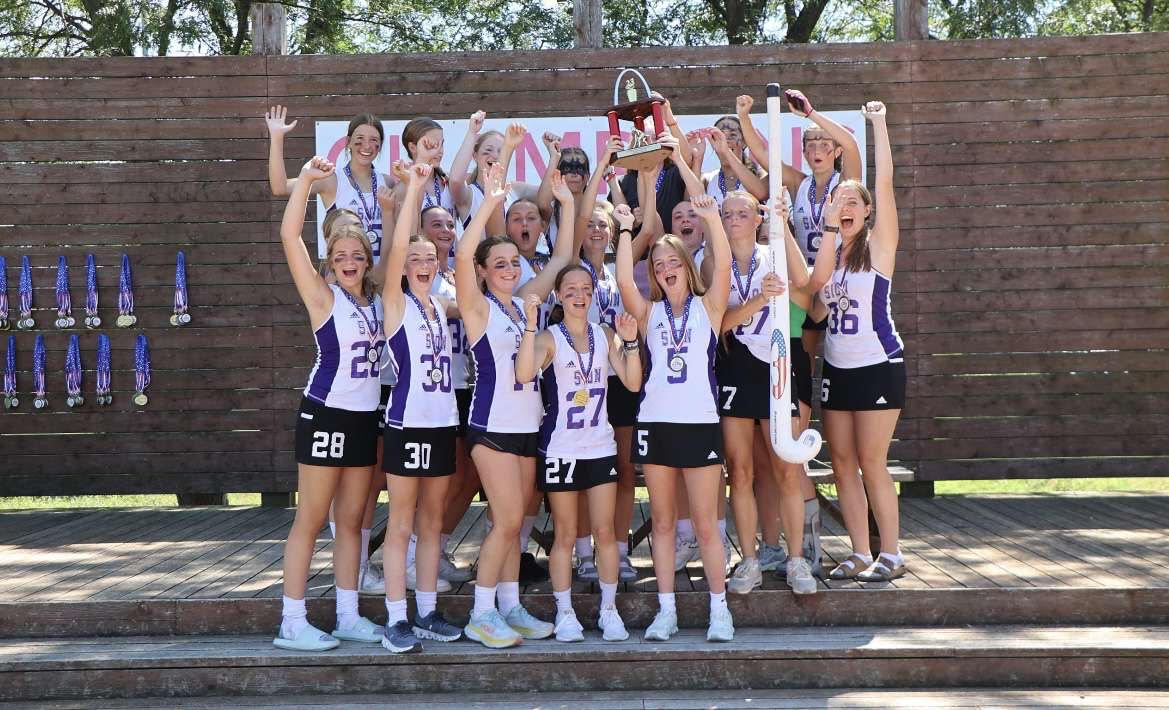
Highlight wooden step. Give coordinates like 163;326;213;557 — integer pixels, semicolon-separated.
4;587;1168;638
2;625;1167;701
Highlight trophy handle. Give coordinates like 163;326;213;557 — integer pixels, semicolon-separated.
612;68;652;106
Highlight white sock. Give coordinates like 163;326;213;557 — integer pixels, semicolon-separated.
385;597;408;625
600;581;617;609
657;592;676;614
879;551;903;566
359;528;371;569
473;584;496;617
440;533;451;553
415;590;437;619
328;521;336;539
280;595;308;637
335;587;359;628
677;519;694;540
575;536;592;559
407;534;417;567
616;540;629;557
710;590;727;612
497;581;521;616
519;516;536;554
553;589;573;615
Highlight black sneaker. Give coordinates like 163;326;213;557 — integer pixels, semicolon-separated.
519;551;549;584
381;620;422;653
413;611;463;642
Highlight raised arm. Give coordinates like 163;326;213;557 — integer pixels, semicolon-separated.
631;165;663;262
710;126;767;201
448;110;486;220
514;294;553;383
280;158;335;321
865;101;898;272
664;133;705;199
735;95;767;170
777;200;812;291
807;191;840;294
371;184;398;288
614;204;649;324
534;132;562;220
788;89;862;182
381;163;431;330
518;171;575;302
455;164;508;334
694;194;730;318
575;135;624;251
607;316;642;392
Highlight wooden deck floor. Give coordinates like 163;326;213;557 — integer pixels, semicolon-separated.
1;493;1166;602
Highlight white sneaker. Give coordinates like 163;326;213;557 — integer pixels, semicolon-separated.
439;550;473;583
727;557;762;594
673;535;700;572
643;608;678;641
358;562;385;596
406;563;452;593
598;606;629;642
787;556;818;596
706;605;734;642
554;610;585;642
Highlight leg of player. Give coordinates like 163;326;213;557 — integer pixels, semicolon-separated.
823;410;873;580
465;447;526;648
724;416;761;594
753;428;787;573
643;465;680;641
854;409;905;582
357;452;385;596
612;425;638;581
684;464;734;642
587;480;629;641
412;474;463;643
769;425;817;595
383;474;422;653
277;465;342;652
548;490;585;642
330;465;382;644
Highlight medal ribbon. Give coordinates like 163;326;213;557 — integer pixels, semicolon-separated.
174;251;188;315
85;254;99;317
0;256;8;321
4;336;15;397
557;322;596;385
134;333;151;395
338;288;380;356
486;291;527;332
344;164;379;228
717;170;741;199
55;256;71;319
66;334;82;397
808;173;832;227
96;334;111;396
20;256;33;319
655;168;666;195
118;253;134;317
730;250;758;304
33;334;45;398
663;293;693;353
407;291;444;363
580;260;612;317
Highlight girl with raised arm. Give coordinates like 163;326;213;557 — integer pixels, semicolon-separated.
274;157;384;652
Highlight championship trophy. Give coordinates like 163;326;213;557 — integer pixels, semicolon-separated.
605;69;672;171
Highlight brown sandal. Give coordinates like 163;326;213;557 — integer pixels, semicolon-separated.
856;553;907;582
827;553;870;580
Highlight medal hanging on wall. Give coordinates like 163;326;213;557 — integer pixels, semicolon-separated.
32;334;47;410
96;333;112;406
116;253;137;328
0;255;10;331
663;294;693;373
133;334;151;406
85;254;101;329
55;256;75;329
17;256;35;330
65;334;83;408
3;335;17;409
171;251;191;326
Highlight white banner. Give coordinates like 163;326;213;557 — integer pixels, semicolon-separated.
314;112;866;257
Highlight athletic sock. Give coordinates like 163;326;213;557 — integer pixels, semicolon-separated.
600;581;617;609
335;587;359;629
280;595;308;638
519;516;537;554
415;590;437;619
497;581;521;616
553;589;573;615
385;597;408;625
677;518;694;540
406;534;418;567
575;536;592;560
472;585;497;617
710;590;728;613
359;528;371;570
657;592;676;614
616;540;629;557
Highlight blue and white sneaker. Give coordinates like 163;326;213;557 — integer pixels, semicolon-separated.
273;623;339;652
413;611;463;642
758;542;789;572
618;555;638;582
575;555;599;582
504;604;554;639
333;616;383;643
465;608;522;649
382;620;422;653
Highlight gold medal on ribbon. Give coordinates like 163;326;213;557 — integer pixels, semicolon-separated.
573;389;590;407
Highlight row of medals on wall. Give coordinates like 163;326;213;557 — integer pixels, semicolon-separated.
0;252;191;411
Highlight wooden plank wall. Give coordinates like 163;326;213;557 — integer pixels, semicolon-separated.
0;34;1165;494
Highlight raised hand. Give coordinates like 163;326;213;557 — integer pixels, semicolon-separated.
468;110;486;135
614;312;638;342
821;190;841;228
391;159;412;183
601;135;625;167
735;95;754;117
300;156;334;182
771;197;790;224
376;184;395;212
656;132;680;157
708;126;730;156
614;203;636;232
410;161;433;186
265;105;298;137
483;163;510;204
691;194;719;221
785;89;813;117
862;100;887;121
542;132;562;157
505;122;528;149
549;170;572;203
759;272;786;299
523;293;542;324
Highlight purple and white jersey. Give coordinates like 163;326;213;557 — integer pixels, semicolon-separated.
585;260;622;329
638;297;718;424
793;172;840;266
384;293;458;429
725;244;774;363
332;165;386;259
821;265;904;368
304;284;383;412
469;296;542;433
538;323;615;459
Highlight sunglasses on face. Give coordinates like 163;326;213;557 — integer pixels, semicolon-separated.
558;159;589;177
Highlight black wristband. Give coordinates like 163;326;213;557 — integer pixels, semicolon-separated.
619;228;634;236
621;338;638;347
524;328;537;333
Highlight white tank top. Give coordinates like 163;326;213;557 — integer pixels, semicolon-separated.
792;172;840;266
581;260;622;329
538;323;616;458
384;293;459;428
431;272;470;389
469;295;542;433
704;168;742;206
726;244;774;363
820;265;905;368
304;284;384;412
332;164;386;260
638;296;718;424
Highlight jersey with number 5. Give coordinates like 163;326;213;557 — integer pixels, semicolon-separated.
638;298;719;424
820;265;904;368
